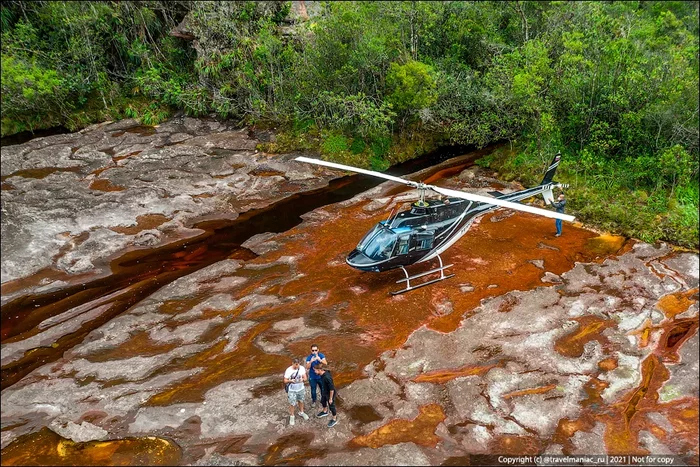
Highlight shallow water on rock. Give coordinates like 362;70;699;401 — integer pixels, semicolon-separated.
1;427;181;466
0;144;482;388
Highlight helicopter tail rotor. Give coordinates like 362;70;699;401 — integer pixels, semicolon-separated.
542;183;569;205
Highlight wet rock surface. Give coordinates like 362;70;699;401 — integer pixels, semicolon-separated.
1;121;698;465
1;117;329;299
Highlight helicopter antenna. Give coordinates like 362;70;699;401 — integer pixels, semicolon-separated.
386;205;396;223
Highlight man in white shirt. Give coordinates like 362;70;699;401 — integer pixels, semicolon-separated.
283;358;309;426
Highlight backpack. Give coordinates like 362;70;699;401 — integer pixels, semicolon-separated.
284;369;299;393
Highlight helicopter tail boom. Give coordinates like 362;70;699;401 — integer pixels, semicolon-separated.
431;185;575;222
541;152;562;185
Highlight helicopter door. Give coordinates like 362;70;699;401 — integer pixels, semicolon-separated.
412;232;435;251
394;235;411;256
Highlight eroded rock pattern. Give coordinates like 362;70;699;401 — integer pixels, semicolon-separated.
1;122;697;465
1;117;330;299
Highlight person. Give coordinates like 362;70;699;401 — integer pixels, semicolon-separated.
283;358;309;426
553;193;566;237
314;363;338;428
305;344;327;409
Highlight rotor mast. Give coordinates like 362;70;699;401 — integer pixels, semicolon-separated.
414;183;429;208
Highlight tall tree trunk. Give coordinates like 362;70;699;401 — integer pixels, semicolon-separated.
410;1;417;60
514;1;529;42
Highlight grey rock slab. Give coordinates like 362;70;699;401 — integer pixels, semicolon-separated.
2;146;81;174
447;376;506;429
1;431;19;451
570;422;607;455
338;373;401;409
222;321;257;352
101;119;141;132
661;252;699;289
173;294;241;322
1;118;335;287
48;419;109;443
241;232;281;255
129;403;201;433
677;302;698;319
646;412;675;433
149;317;225;345
2;369;200;426
404;381;442;406
1;303;112;366
560;263;604;293
130;377;284;438
658;331;699;402
67;311;169;357
183;131;257;151
191;452;259;466
631;241;672;261
236;294;283;316
255;317;325;353
307;442;432;466
505;375;587;437
458;424;494;453
148;259;244;302
638;430;675;455
63;343;210;382
56;228;132;274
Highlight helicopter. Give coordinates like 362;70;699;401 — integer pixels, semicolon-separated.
296;153;574;294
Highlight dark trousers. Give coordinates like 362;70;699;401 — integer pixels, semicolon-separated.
320;394;337;416
309;378;321;402
555;219;563;235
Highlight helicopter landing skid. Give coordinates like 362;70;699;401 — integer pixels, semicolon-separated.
391;255;455;295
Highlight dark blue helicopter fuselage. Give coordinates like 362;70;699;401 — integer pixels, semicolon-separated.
345;184;552;272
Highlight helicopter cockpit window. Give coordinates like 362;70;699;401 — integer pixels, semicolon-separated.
357;224;384;251
362;229;398;261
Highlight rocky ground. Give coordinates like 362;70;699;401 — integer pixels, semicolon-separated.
1;117;329;301
1;119;698;465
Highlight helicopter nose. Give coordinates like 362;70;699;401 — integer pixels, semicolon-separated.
346;249;379;271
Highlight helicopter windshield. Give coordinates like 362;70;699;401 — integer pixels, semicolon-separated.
357;224;384;251
361;228;397;261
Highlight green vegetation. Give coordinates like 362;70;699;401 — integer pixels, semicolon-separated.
1;1;698;247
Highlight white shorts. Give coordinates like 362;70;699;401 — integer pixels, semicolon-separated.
287;387;306;405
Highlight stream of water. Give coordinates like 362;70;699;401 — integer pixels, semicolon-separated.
1;143;494;389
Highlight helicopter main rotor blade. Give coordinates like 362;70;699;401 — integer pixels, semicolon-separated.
429;185;576;222
296;156;574;222
295;156;419;188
